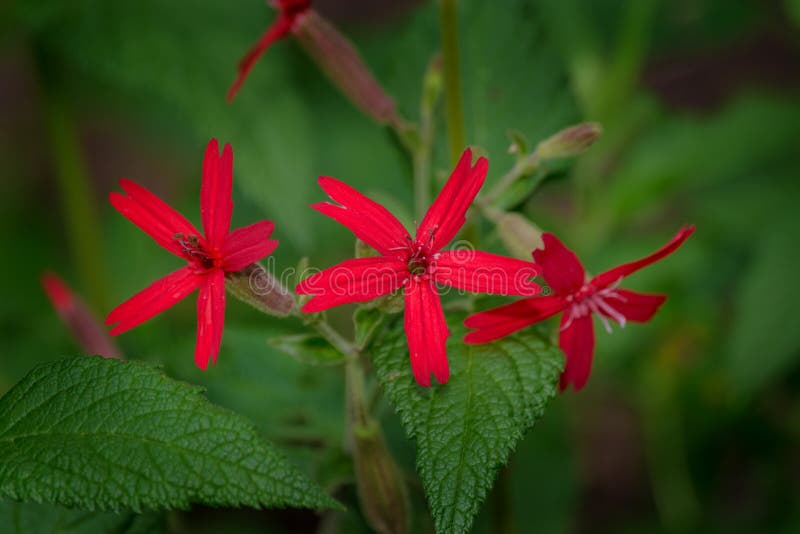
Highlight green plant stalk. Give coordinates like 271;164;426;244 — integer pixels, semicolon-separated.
413;116;433;221
439;0;466;165
45;95;110;311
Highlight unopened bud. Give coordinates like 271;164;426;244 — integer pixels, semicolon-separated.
537;122;602;160
496;212;544;259
421;54;443;117
293;11;401;126
226;262;295;317
347;362;409;534
41;272;122;359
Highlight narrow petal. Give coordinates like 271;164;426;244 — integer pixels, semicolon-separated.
601;289;666;323
592;225;695;289
532;233;586;296
463;296;566;344
222;221;277;272
227;15;295;102
417;149;488;251
558;314;595;392
201;140;234;249
195;269;226;369
432;250;541;296
404;279;450;387
110;179;201;257
297;257;408;313
106;266;202;335
313;176;410;256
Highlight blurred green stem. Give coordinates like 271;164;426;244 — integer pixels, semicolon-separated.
439;0;466;165
45;94;109;311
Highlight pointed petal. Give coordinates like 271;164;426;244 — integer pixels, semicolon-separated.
227;15;295;102
201;140;234;249
313;176;410;256
195;269;226;369
417;149;488;251
601;289;666;323
110;179;201;257
463;296;566;344
297;257;408;312
404;279;450;387
532;233;586;296
106;266;202;335
222;221;277;272
432;250;541;296
592;225;695;288
558;313;595;392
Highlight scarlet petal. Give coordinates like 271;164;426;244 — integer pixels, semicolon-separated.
463;296;565;344
41;272;74;312
533;233;586;295
222;221;277;272
417;149;488;251
111;179;201;257
227;15;295;102
201;140;234;249
106;266;202;335
558;313;595;392
404;279;450;387
432;250;541;296
602;289;666;323
297;257;408;313
592;225;695;289
195;269;226;370
313;176;410;256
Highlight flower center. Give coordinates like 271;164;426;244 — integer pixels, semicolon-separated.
562;282;628;333
406;242;432;277
174;233;218;271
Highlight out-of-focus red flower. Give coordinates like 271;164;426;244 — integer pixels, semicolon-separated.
465;227;695;391
42;272;122;360
296;149;541;387
228;1;399;125
106;139;278;369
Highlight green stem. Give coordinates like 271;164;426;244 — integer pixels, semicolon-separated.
413;117;433;221
482;152;540;205
45;94;109;311
309;318;360;361
439;0;466;164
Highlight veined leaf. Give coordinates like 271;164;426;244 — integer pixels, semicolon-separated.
372;317;563;533
0;357;339;512
0;502;164;534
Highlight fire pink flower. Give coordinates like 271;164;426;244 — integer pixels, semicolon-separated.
227;0;311;102
296;149;541;387
464;227;694;391
106;139;278;369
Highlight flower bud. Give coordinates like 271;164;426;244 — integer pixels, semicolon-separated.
225;262;295;317
346;362;409;534
496;212;544;259
293;11;401;126
536;122;602;160
41;272;122;359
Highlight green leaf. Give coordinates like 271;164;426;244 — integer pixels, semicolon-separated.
0;502;164;534
269;333;346;366
0;357;339;512
372;317;563;533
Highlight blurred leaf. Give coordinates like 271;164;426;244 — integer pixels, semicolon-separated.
726;218;800;395
269;333;345;366
0;357;338;511
0;502;164;534
372;318;563;533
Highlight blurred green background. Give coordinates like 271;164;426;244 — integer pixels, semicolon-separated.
1;0;799;532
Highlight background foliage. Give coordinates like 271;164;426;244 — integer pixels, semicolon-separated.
1;0;799;532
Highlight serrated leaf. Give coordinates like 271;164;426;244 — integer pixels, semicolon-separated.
0;357;339;512
269;333;345;367
0;501;164;534
372;317;563;534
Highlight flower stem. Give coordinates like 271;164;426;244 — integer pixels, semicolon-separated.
439;0;466;165
309;318;360;361
44;93;110;311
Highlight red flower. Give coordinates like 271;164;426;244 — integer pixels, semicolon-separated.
464;227;694;391
296;149;541;387
227;0;312;102
106;139;278;369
